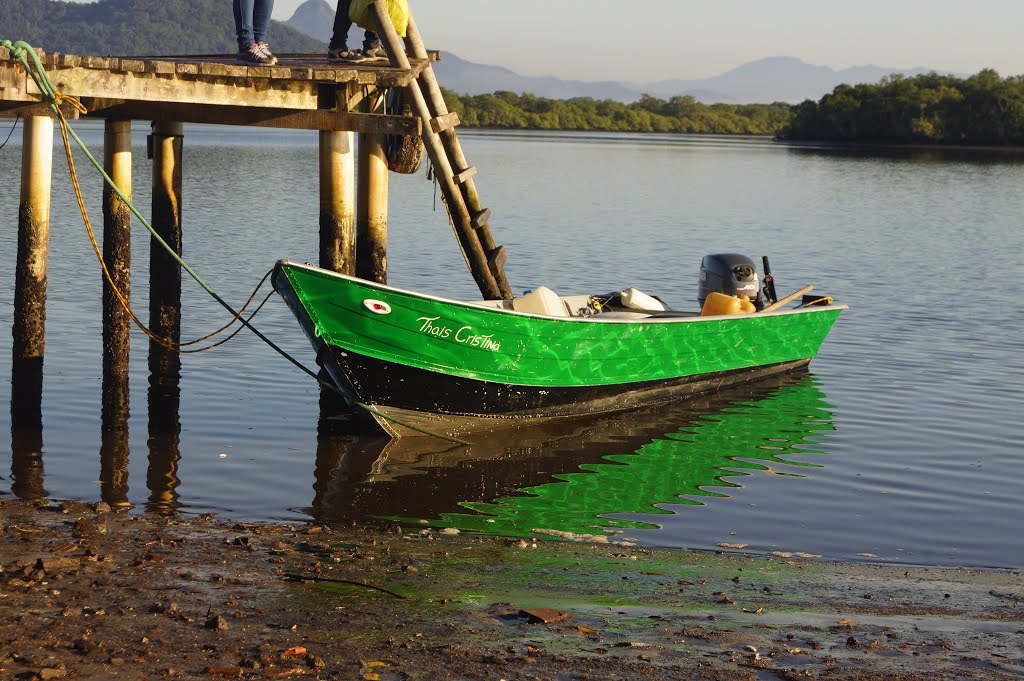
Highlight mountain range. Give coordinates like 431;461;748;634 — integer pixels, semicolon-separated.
285;0;946;103
1;0;947;105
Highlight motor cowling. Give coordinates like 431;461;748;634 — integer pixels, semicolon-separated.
698;254;762;307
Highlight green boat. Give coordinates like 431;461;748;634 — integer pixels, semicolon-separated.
272;255;845;439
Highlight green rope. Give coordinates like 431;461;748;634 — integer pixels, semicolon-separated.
1;40;469;445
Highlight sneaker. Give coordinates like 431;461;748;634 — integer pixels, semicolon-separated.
327;45;363;62
236;43;274;66
256;41;278;65
361;42;388;61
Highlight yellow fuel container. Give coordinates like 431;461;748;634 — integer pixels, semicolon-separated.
701;292;755;316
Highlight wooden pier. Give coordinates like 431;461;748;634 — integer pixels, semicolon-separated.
1;2;512;457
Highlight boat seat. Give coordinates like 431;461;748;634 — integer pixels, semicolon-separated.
511;286;569;317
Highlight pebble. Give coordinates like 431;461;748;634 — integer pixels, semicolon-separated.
205;615;229;631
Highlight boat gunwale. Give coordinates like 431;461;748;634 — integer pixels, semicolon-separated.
273;259;849;324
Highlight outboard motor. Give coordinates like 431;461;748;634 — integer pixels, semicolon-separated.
698;254;762;308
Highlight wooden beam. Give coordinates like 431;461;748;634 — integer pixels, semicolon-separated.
487;245;507;276
80;99;420;134
471;208;491;229
28;66;323;109
0;102;82;119
452;166;477;184
16;59;428;107
429;111;459;133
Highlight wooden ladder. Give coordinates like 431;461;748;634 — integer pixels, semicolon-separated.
369;2;513;300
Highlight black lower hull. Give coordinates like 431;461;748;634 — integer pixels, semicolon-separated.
318;344;810;437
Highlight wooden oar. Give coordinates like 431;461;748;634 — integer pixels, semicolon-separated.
761;284;813;313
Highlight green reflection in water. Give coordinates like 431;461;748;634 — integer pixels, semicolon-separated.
417;376;836;538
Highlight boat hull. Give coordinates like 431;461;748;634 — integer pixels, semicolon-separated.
324;344;810;437
272;260;845;438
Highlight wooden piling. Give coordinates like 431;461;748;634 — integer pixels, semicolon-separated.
102;119;132;427
318;128;357;418
356;92;388;284
319;130;357;275
148;120;183;379
368;1;504;300
11;115;53;430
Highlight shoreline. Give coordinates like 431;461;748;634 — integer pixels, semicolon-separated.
455;127;1024;153
3;497;1022;679
774;137;1024;154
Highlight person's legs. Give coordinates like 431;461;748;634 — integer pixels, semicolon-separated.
252;0;274;46
232;0;255;51
361;29;386;59
328;0;354;50
234;0;275;65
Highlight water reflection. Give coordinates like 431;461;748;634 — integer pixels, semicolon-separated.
781;140;1024;164
10;351;45;500
99;424;130;507
100;353;131;507
306;373;837;542
10;428;46;500
145;372;182;514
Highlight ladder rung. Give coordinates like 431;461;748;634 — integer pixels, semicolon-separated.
487;245;507;273
429;112;460;133
471;208;492;229
453;166;477;184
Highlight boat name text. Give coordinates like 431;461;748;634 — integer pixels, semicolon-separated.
417;316;501;352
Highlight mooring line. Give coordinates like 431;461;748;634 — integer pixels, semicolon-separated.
52;103;272;353
0;113;18;151
2;40;471;445
1;41;318;370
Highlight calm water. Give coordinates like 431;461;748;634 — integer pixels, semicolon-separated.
1;123;1022;569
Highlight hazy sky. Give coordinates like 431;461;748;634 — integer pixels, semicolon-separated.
271;0;1021;81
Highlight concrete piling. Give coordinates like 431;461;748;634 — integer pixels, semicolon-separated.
102;118;133;428
356;92;389;284
319;130;357;275
12;115;53;431
148;121;184;381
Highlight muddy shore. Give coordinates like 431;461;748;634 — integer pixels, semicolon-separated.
1;498;1022;680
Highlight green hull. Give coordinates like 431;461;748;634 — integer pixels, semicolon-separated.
272;260;845;437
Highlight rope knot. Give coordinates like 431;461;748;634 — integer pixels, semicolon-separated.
52;91;89;115
1;39;29;61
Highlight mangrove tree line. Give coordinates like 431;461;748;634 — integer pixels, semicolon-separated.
442;90;793;136
782;70;1024;145
444;70;1024;145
